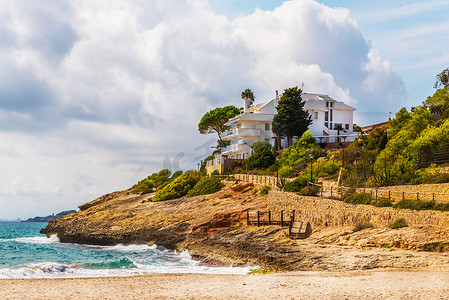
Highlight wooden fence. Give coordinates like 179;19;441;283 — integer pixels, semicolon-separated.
246;210;312;239
246;210;295;227
349;187;449;203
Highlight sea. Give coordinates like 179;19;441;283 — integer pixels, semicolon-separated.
0;222;252;279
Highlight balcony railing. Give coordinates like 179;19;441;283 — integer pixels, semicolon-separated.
236;128;260;137
223;128;261;138
222;143;251;153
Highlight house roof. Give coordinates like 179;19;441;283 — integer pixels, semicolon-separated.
303;100;327;111
254;100;273;111
302;93;356;111
361;120;390;132
229;113;274;122
334;102;356;111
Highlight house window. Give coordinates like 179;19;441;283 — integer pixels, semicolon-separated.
325;112;328;121
314;112;318;119
345;124;349;130
326;102;329;108
330;109;333;122
325;122;328;128
330;102;334;108
265;123;270;131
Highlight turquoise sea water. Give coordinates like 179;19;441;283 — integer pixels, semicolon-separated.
0;222;251;278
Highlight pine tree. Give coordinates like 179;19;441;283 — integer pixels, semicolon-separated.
272;87;312;147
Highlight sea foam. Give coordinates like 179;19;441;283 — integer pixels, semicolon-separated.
0;233;252;279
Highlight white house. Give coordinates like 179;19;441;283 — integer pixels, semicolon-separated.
206;92;356;174
302;93;356;142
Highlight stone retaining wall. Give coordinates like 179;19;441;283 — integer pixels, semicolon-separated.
352;183;449;203
233;174;294;186
267;190;449;229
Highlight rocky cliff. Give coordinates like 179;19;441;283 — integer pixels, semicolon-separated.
41;185;449;271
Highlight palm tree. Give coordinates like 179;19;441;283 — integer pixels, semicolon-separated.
335;124;344;142
241;88;255;106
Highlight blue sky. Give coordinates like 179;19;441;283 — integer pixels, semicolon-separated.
210;0;449;118
0;0;448;219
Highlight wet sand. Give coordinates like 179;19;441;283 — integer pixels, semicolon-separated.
1;270;449;299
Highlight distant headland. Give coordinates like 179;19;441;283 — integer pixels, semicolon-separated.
22;210;77;223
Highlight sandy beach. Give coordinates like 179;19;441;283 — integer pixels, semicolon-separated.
1;270;449;299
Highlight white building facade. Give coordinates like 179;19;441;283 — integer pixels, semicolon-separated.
302;93;356;143
206;92;356;173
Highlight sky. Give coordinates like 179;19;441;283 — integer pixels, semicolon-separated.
0;0;448;219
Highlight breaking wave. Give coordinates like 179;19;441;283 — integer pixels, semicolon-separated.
0;223;252;279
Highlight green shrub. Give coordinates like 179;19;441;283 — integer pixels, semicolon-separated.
298;185;320;196
374;199;393;207
278;165;296;178
344;193;372;205
133;179;154;194
413;201;435;210
429;173;449;184
433;203;449;211
279;132;324;167
410;165;441;185
326;152;337;159
260;185;271;196
392;199;449;211
284;176;309;192
153;171;201;201
300;131;316;145
393;199;415;209
314;160;341;177
220;193;232;199
187;177;224;197
390;218;408;229
246;142;275;170
133;169;173;194
211;170;220;176
171;170;183;180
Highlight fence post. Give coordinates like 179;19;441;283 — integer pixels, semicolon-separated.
246;211;249;226
268;211;271;225
289;215;293;236
417;192;419;201
402;191;405;200
433;193;435;202
257;211;260;227
292;210;295;223
330;186;333;197
375;189;378;201
281;211;284;227
388;191;391;201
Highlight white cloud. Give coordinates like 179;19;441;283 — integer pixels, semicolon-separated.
0;0;407;218
1;176;61;198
